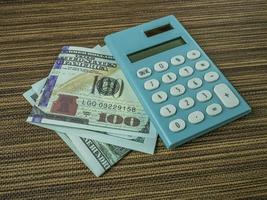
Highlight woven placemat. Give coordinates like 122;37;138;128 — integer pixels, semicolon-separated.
0;0;267;199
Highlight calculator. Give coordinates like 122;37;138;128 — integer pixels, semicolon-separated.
105;15;251;149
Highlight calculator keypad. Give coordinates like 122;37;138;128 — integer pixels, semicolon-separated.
162;72;177;84
137;49;240;134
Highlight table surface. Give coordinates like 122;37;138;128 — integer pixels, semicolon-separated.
1;0;267;199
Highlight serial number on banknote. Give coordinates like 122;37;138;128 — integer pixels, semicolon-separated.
81;99;137;113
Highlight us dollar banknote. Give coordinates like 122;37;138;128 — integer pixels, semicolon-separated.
33;46;156;138
24;82;130;177
28;78;157;154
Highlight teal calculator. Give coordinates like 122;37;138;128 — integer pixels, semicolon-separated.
105;15;251;149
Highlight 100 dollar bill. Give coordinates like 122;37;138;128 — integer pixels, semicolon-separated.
25;65;131;177
28;78;156;154
34;46;156;138
24;88;130;176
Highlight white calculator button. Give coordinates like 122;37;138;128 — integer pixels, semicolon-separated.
152;91;168;103
162;72;177;84
154;61;169;72
179;66;194;77
144;79;160;91
204;71;219;82
170;84;186;96
160;104;176;117
188;111;205;124
169;119;186;132
187;50;201;60
206;103;222;116
137;67;152;79
179;97;195;109
171;55;185;66
187;77;202;89
196;90;212;102
195;60;210;71
214;83;240;108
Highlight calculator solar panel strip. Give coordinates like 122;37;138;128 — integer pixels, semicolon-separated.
105;15;251;149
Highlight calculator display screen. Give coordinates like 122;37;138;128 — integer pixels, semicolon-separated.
127;37;186;63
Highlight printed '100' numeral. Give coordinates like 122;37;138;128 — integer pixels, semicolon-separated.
98;113;140;127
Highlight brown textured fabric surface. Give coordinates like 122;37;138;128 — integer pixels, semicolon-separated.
0;0;267;199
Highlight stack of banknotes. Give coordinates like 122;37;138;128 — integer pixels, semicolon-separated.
23;45;158;176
